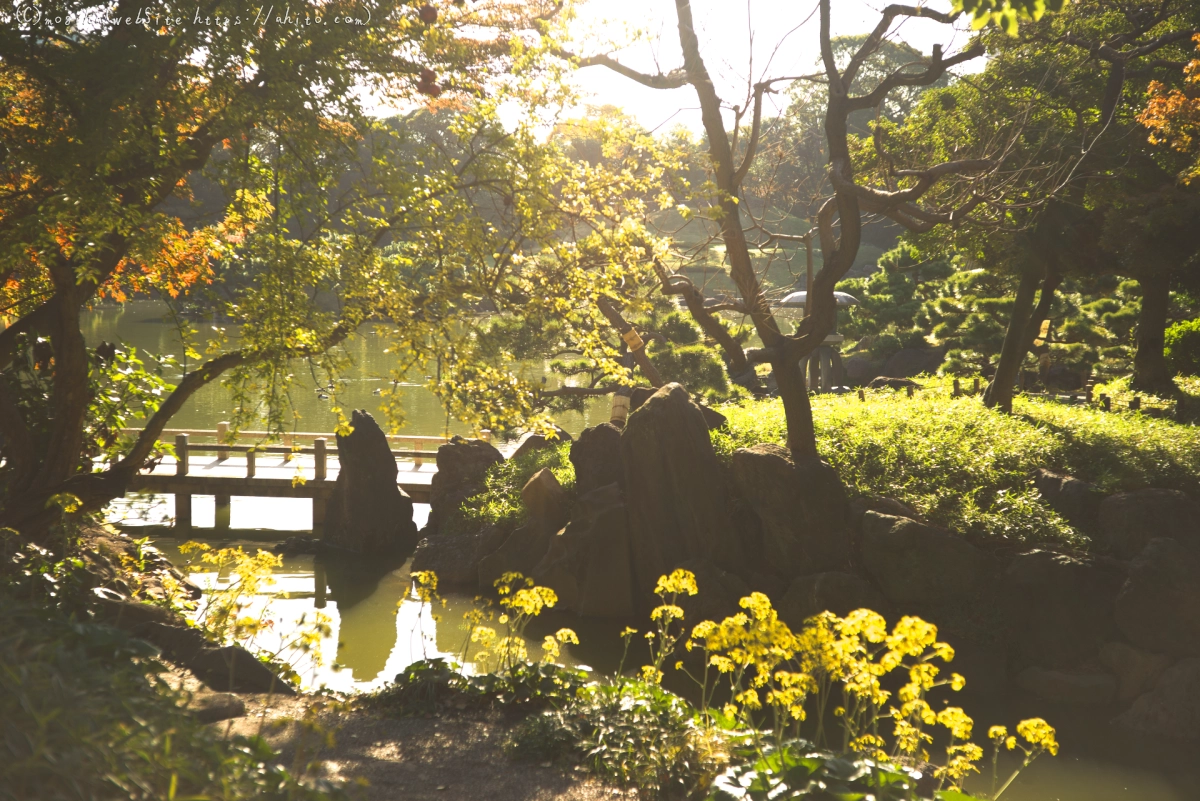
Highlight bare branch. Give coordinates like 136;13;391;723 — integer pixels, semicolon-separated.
562;50;689;89
847;44;985;112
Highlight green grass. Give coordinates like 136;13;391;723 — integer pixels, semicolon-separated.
715;390;1200;546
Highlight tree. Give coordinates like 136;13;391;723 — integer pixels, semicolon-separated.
891;1;1200;409
0;0;571;534
568;1;1014;457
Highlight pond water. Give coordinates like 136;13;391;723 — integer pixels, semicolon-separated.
95;302;1192;800
84;299;610;437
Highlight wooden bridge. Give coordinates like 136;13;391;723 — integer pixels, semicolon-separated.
122;426;466;534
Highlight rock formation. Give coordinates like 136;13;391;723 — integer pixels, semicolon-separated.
323;409;419;557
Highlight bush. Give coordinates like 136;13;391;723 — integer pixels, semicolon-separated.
455;441;575;532
524;677;724;800
0;595;344;801
1166;317;1200;377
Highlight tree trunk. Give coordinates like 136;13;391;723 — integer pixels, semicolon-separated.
776;357;817;458
1133;274;1174;394
985;268;1040;413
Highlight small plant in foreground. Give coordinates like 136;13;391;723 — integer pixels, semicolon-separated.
177;542;334;687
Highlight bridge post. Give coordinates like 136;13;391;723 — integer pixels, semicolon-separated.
216;421;229;460
246;448;256;478
175;493;192;532
314;437;327;481
414;438;424;468
283;432;293;462
312;497;327;537
215;494;231;533
314;559;327;608
174;433;192;533
175;433;189;476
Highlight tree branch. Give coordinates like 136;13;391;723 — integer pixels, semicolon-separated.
562;50;689;89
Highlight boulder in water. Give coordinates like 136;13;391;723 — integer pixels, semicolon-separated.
323;409;418;557
1114;537;1200;657
621;384;740;602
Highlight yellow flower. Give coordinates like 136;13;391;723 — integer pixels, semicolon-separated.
988;725;1008;741
620;626;638;639
650;604;685;623
950;673;966;691
936;706;974;741
655;569;699;597
640;665;664;684
541;635;561;663
1017;718;1059;756
554;628;579;645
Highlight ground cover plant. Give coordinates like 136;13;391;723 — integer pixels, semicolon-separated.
714;390;1200;546
0;594;346;801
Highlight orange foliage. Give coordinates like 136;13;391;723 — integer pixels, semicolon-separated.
1139;34;1200;183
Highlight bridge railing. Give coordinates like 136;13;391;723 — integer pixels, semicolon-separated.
120;424;486;472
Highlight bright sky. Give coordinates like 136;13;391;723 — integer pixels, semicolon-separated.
565;0;981;133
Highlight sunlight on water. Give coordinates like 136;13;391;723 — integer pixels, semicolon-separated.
155;538;592;694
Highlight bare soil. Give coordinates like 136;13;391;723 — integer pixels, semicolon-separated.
208;690;632;801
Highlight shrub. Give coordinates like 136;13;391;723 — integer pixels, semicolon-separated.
532;677;723;800
456;441;575;532
1165;317;1200;377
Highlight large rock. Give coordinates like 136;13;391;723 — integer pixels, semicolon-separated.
532;483;637;618
190;645;297;694
843;355;882;386
424;435;504;535
323;410;418;557
879;347;945;378
134;622;296;695
521;468;570;532
1112;658;1200;741
510;426;573;462
621;384;741;601
570;423;625;495
1114;537;1200;657
410;525;507;588
1099;641;1172;704
1000;550;1124;669
1097;489;1200;559
673;558;750;625
858;512;986;608
731;444;850;579
1015;666;1117;707
848;495;923;532
778;572;886;630
476;469;571;590
1033;468;1103;531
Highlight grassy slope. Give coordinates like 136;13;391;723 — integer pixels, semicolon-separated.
715;389;1200;547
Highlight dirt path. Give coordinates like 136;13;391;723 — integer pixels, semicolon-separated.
215;694;632;801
